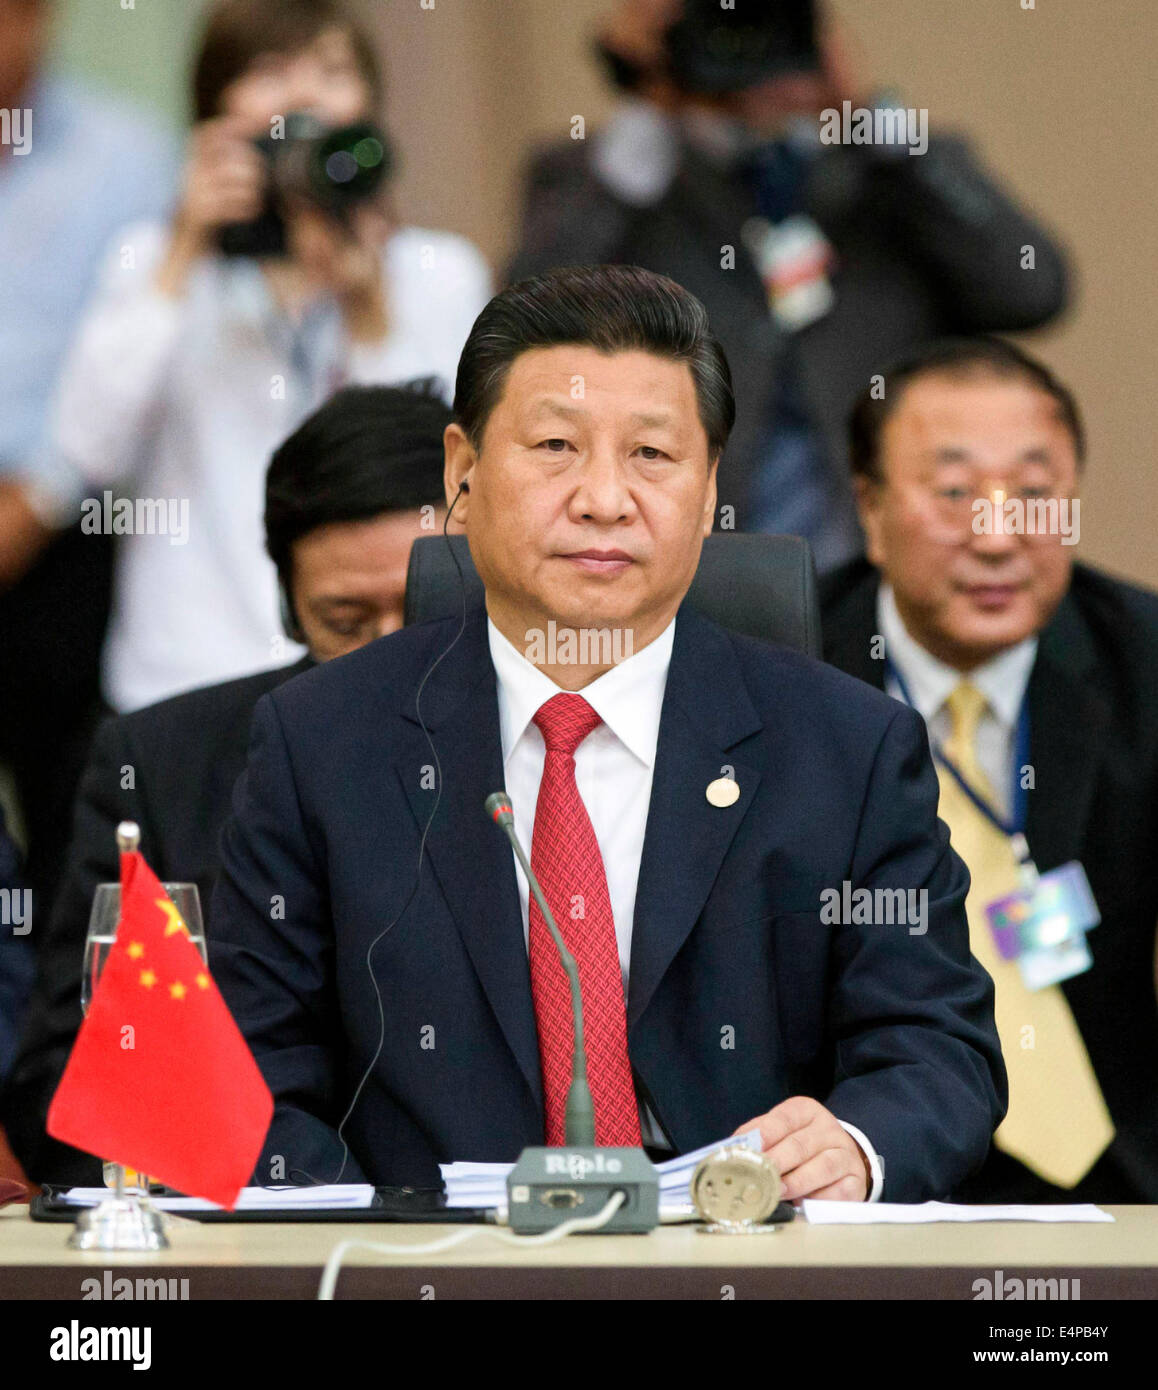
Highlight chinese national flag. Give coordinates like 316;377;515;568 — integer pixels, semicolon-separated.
48;850;272;1209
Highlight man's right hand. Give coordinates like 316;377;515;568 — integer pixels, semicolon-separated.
599;0;682;73
0;479;54;592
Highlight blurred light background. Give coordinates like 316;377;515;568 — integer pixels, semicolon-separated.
52;0;1158;588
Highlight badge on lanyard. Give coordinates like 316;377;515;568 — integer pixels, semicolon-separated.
884;657;1100;991
985;854;1099;991
742;214;836;331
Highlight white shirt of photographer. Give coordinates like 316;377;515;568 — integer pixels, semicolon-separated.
48;219;492;712
487;615;883;1197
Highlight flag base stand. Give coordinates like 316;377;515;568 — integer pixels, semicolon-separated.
67;1194;170;1251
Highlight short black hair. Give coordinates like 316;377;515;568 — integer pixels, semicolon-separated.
454;264;735;459
849;336;1086;482
264;380;450;593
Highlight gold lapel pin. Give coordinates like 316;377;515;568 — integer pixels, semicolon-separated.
706;777;740;808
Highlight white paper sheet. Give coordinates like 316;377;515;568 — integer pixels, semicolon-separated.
802;1199;1114;1224
58;1184;375;1212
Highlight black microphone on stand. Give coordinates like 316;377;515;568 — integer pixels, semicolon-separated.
485;790;595;1147
485;790;658;1233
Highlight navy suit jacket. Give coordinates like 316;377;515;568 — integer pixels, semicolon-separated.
211;602;1006;1200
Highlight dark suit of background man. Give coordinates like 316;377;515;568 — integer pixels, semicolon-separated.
0;807;33;1086
211;264;1004;1202
1;382;453;1186
0;807;34;1186
820;337;1158;1203
507;0;1068;568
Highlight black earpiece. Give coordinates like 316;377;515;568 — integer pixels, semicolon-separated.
278;579;304;645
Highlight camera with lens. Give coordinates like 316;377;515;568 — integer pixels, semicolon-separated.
598;0;819;97
665;0;819;94
219;111;394;258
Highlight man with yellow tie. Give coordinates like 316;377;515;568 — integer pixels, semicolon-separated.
822;336;1158;1203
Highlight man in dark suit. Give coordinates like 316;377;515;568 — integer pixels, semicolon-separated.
2;382;452;1184
0;807;33;1087
0;806;34;1188
211;264;1004;1202
821;336;1158;1203
508;0;1068;567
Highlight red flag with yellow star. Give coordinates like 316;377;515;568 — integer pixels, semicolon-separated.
47;850;272;1208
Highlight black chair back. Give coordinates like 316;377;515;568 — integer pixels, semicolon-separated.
405;533;821;656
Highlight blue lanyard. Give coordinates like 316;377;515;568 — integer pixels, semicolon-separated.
884;656;1030;840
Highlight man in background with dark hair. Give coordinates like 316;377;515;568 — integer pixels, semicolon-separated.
508;0;1068;569
2;382;452;1185
821;336;1158;1203
210;264;1004;1201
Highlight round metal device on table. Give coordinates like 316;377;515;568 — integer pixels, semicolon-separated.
690;1145;782;1234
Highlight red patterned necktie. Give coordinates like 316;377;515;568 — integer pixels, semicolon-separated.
528;693;642;1147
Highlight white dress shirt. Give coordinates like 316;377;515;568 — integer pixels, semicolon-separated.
487;614;884;1197
49;220;492;711
878;584;1037;816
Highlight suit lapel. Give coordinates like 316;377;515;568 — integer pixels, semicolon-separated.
389;603;790;1096
825;566;1111;870
628;605;763;1030
1025;593;1110;869
396;609;543;1109
819;559;885;690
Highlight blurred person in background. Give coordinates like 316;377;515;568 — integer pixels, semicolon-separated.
0;806;34;1089
0;805;34;1186
0;0;177;925
821;338;1158;1203
508;0;1069;571
2;380;453;1186
45;0;490;715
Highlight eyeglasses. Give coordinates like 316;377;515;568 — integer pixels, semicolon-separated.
891;480;1080;545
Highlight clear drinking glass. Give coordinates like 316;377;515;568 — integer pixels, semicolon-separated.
82;882;206;1192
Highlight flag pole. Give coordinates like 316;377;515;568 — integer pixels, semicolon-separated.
66;821;170;1251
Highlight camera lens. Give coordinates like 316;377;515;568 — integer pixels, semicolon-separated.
311;123;391;208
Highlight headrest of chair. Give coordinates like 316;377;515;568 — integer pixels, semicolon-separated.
405;532;820;656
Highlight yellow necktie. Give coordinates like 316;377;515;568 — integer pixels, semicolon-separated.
938;682;1114;1188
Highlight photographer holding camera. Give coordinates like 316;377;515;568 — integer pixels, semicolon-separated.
47;0;490;712
510;0;1069;571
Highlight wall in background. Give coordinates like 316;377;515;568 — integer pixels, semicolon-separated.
50;0;205;130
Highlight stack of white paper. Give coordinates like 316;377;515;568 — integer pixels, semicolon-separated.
439;1130;763;1218
435;1163;512;1211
